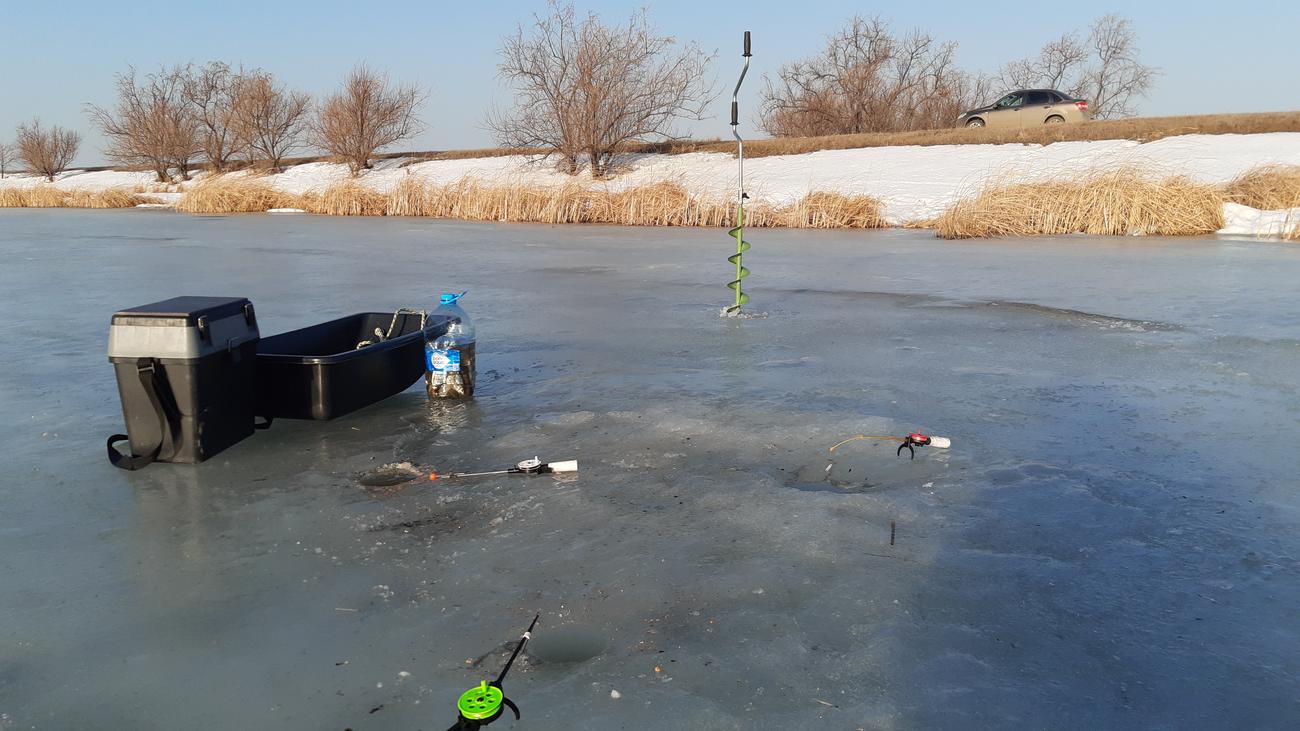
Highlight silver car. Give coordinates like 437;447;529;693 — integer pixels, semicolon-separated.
958;89;1091;128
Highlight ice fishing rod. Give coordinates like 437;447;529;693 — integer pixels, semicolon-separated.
430;457;578;481
447;614;539;730
828;433;953;460
724;30;752;316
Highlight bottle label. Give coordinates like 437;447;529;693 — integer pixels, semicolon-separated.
426;348;460;374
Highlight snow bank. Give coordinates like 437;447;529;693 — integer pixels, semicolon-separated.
1220;202;1300;238
5;132;1300;237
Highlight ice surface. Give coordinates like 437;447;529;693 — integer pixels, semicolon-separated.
0;210;1298;729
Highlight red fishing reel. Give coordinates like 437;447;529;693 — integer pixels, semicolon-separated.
898;433;934;459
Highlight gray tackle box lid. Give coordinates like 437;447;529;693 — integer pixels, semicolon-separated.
109;296;259;361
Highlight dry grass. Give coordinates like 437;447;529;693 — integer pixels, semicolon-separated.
782;192;886;229
702;112;1300;158
175;176;295;213
66;188;143;208
934;167;1225;239
25;185;71;207
0;188;30;207
398;112;1300;164
1222;164;1300;211
301;181;388;216
173;173;886;228
0;185;142;208
133;181;178;194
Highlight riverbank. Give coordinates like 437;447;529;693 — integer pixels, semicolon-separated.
2;131;1298;238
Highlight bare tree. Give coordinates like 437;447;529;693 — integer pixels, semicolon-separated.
0;141;13;178
230;72;311;172
489;1;715;178
15;120;81;182
760;16;983;137
181;62;247;172
312;65;425;175
1082;14;1157;119
997;15;1156;119
999;33;1087;93
86;66;200;182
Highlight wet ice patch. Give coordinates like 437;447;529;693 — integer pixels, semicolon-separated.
719;308;769;319
534;411;596;427
757;356;822;368
357;462;423;487
526;624;608;664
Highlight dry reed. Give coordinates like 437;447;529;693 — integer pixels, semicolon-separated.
301;181;388;216
175;176;296;213
25;185;71;207
1222;164;1300;211
66;188;143;208
0;185;141;208
171;174;889;228
782;192;886;228
0;188;31;207
935;168;1225;239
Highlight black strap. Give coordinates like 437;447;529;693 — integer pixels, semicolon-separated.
107;359;179;471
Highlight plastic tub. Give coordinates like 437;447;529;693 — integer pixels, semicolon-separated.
255;312;450;420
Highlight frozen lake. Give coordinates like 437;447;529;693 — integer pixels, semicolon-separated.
1;209;1298;730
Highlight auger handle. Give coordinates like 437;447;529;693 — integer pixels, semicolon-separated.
730;101;739;126
743;31;751;57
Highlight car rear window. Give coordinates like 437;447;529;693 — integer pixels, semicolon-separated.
1024;91;1051;104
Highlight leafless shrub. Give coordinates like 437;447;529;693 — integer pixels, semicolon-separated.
998;15;1157;119
181;62;249;172
488;0;715;178
312;65;425;176
15;120;80;182
230;73;311;172
86;66;200;182
760;16;989;137
0;141;13;178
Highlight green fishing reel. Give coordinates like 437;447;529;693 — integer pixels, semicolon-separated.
447;614;538;731
453;680;518;727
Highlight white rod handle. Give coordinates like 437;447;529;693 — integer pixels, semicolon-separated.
547;460;579;473
928;437;952;449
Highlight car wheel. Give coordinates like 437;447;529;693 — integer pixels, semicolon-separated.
1044;115;1065;125
965;118;985;128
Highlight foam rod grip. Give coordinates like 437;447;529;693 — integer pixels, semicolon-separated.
928;437;952;449
547;460;579;473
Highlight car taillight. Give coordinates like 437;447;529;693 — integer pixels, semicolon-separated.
1075;101;1088;110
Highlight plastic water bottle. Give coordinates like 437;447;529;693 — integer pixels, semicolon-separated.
426;292;476;399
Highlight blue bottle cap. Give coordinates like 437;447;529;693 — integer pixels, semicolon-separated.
440;292;461;305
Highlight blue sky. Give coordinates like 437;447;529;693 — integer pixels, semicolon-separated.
3;0;1298;165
